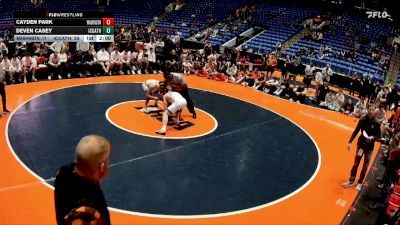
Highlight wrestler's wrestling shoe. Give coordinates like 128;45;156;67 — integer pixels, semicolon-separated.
155;129;166;135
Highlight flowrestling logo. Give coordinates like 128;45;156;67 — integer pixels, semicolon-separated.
366;11;393;20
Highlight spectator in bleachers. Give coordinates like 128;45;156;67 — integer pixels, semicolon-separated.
216;54;227;73
207;51;218;67
0;55;12;85
303;63;315;89
315;81;330;105
314;31;323;43
349;49;358;64
10;54;22;84
340;99;355;115
201;61;217;79
181;50;194;75
129;50;139;74
303;28;313;40
375;86;389;108
72;50;84;77
354;41;361;52
321;64;333;82
379;53;389;69
62;42;69;52
288;55;300;85
76;42;90;53
111;47;124;75
235;69;249;85
266;53;277;78
281;55;291;81
388;87;399;110
97;47;111;75
48;51;62;80
225;62;238;83
289;83;308;104
321;45;331;55
36;52;48;76
88;45;97;58
366;76;376;103
0;40;9;56
21;52;37;83
375;103;388;125
39;44;49;57
350;97;367;118
263;76;280;95
82;51;96;77
247;68;261;87
155;38;165;54
106;43;114;56
359;75;368;99
304;18;313;28
15;42;27;57
165;49;179;72
254;71;268;91
192;50;203;74
274;79;290;96
147;47;157;74
31;42;41;56
320;90;335;109
49;42;64;55
203;41;212;59
331;89;345;112
349;73;358;96
2;31;12;43
370;81;381;103
314;70;324;95
59;47;69;79
0;57;10;116
371;50;378;63
275;41;282;54
138;50;150;74
121;49;131;74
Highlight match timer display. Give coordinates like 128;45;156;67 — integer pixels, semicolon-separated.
13;12;115;42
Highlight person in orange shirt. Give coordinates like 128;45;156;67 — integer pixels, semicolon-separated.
266;53;278;78
392;107;400;129
212;71;227;82
236;68;259;87
234;70;249;84
254;71;268;91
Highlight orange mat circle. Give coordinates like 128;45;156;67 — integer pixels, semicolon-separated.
106;100;218;139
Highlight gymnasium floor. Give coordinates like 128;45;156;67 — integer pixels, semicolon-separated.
0;74;378;224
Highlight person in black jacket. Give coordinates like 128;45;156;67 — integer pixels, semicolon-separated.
54;135;112;225
343;104;383;191
316;81;330;104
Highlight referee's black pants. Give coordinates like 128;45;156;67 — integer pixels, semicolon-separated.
0;83;7;111
349;146;373;184
177;88;196;115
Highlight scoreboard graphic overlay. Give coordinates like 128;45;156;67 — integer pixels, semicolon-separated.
13;12;114;42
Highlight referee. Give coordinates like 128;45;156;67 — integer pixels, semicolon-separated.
342;104;382;191
0;55;10;118
163;70;197;119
